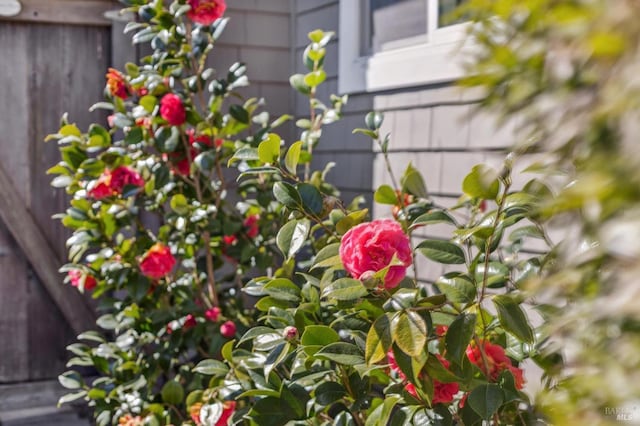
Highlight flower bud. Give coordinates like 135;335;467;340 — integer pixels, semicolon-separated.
283;326;298;342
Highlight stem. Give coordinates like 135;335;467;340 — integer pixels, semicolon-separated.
477;177;512;334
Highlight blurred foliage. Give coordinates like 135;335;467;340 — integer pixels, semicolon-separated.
460;0;640;424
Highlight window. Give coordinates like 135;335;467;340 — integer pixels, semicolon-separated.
339;0;471;94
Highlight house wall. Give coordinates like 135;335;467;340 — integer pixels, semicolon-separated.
294;0;520;283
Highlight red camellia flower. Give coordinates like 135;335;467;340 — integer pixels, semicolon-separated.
205;306;222;322
466;340;525;389
184;314;197;329
388;350;459;405
187;0;227;26
68;269;97;291
222;235;237;246
243;214;260;238
88;166;144;200
139;243;176;280
163;129;214;176
339;219;413;289
160;93;186;126
220;320;236;338
106;68;130;99
199;400;236;426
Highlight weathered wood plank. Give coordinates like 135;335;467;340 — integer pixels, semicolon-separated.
0;21;30;383
0;223;29;382
0;0;118;26
26;23;109;379
0;163;96;335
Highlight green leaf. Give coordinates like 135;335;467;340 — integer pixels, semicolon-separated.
365;395;401;426
230;104;249;124
301;325;340;356
58;371;84;390
393;311;427;358
365;313;396;365
193;359;229;377
468;384;504;420
308;29;325;43
411;211;456;229
161;381;184;405
264;342;291;378
264;278;301;302
297;183;323;215
228;147;259;165
436;273;477;305
417;240;466;264
315;381;346;406
312;243;341;269
316;342;365;365
289;74;311;95
401;163;428;198
170;194;189;214
284;141;302;174
88;124;111;148
273;181;302;209
60;124;82;138
336;208;369;235
303;70;326;87
463;165;500;200
374;184;398;205
493;295;534;343
445;313;476;365
57;391;87;407
258;133;281;164
276;219;310;259
139;95;157;112
321;278;368;301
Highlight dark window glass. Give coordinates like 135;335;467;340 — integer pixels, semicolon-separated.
370;0;427;52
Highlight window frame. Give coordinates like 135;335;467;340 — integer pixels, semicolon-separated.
338;0;471;94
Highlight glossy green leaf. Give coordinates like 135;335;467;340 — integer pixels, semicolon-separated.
258;133;281;164
374;184;398;205
264;278;301;302
401;163;428;198
393;311;427;357
417;240;466;264
463;165;500;200
321;278;368;301
365;313;396;365
297;183;323;215
493;295;534;343
161;381;184;405
468;384;504;420
445;313;476;365
436;273;476;305
411;211;457;229
276;219;310;259
285;141;302;174
273;181;302;209
316;342;365;365
315;381;346;406
193;359;229;377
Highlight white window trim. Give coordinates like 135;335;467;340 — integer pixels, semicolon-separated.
338;0;473;94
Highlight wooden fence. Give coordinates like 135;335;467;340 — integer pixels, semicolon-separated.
0;0;126;422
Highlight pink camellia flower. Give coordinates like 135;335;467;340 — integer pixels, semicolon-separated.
243;214;260;238
187;0;227;26
139;243;176;280
220;320;236;338
68;269;97;291
160;93;186;126
106;68;130;99
339;219;412;290
205;306;221;322
466;340;525;389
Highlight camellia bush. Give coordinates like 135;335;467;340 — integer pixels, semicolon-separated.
47;0;640;425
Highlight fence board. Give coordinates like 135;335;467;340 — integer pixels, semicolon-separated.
0;0;117;26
